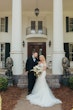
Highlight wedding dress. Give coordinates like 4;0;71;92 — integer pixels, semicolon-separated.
26;63;62;107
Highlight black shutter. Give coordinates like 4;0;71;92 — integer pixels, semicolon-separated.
5;17;8;32
5;43;10;67
66;17;69;32
64;43;69;60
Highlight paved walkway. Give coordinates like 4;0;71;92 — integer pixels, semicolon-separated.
13;92;63;110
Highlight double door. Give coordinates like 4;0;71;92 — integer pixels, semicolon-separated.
28;42;46;58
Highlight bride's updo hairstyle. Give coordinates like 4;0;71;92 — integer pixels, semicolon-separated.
39;55;46;62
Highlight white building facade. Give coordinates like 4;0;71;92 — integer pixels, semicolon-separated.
0;0;73;76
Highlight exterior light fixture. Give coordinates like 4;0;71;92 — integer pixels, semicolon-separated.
35;0;39;16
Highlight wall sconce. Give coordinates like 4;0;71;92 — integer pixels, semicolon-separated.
49;41;51;47
35;8;39;16
22;41;25;47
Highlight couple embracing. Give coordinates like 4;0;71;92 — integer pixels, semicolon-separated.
25;51;62;107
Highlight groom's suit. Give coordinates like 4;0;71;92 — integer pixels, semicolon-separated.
25;56;38;94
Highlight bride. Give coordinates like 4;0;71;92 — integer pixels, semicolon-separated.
26;55;62;107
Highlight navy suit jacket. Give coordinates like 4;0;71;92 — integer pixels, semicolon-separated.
25;56;38;72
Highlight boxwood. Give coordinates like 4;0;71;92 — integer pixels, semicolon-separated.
69;76;73;89
0;77;8;91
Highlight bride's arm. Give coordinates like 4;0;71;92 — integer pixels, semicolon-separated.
43;65;47;71
38;62;47;70
43;63;47;71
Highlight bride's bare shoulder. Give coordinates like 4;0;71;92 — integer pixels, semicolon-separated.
38;61;41;64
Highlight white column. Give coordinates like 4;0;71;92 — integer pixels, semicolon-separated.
11;0;23;75
52;0;64;75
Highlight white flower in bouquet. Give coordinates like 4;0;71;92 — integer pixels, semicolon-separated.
31;65;43;77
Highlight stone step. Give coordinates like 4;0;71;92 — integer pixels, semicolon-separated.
17;75;60;89
17;75;28;88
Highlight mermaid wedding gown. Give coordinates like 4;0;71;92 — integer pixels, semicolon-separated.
26;63;62;107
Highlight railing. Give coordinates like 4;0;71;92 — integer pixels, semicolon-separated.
26;26;47;35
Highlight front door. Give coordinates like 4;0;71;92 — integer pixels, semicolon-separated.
28;42;46;58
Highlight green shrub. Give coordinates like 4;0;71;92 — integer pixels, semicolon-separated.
0;77;8;91
69;76;73;89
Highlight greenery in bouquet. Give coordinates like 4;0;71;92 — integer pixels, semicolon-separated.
31;65;43;77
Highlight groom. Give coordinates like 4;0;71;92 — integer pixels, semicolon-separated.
25;51;38;94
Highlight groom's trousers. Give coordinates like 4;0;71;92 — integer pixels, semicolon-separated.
28;71;36;94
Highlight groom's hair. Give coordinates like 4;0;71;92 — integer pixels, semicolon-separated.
32;51;38;55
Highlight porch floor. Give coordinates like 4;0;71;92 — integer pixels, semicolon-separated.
13;91;63;110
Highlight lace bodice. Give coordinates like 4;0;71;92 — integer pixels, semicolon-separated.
39;63;46;68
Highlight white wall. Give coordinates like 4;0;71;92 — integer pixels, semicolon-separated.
0;12;12;43
63;11;73;43
0;11;73;68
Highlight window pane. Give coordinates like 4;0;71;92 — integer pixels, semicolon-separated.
31;21;35;30
0;17;5;32
1;18;5;24
1;25;5;32
38;21;42;30
69;18;73;32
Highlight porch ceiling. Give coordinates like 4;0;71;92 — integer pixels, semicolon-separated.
0;0;73;12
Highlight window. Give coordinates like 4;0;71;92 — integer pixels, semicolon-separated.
31;21;43;30
66;17;73;32
38;21;42;30
31;21;35;30
31;21;35;34
64;43;73;61
69;43;73;61
0;18;5;32
0;17;8;32
69;18;73;31
38;21;43;34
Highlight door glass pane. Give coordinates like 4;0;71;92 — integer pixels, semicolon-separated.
39;48;42;56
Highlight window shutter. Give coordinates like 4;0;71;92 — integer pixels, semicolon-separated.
5;17;8;32
66;17;69;32
64;43;69;59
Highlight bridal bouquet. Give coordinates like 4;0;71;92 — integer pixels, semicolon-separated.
31;65;43;77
